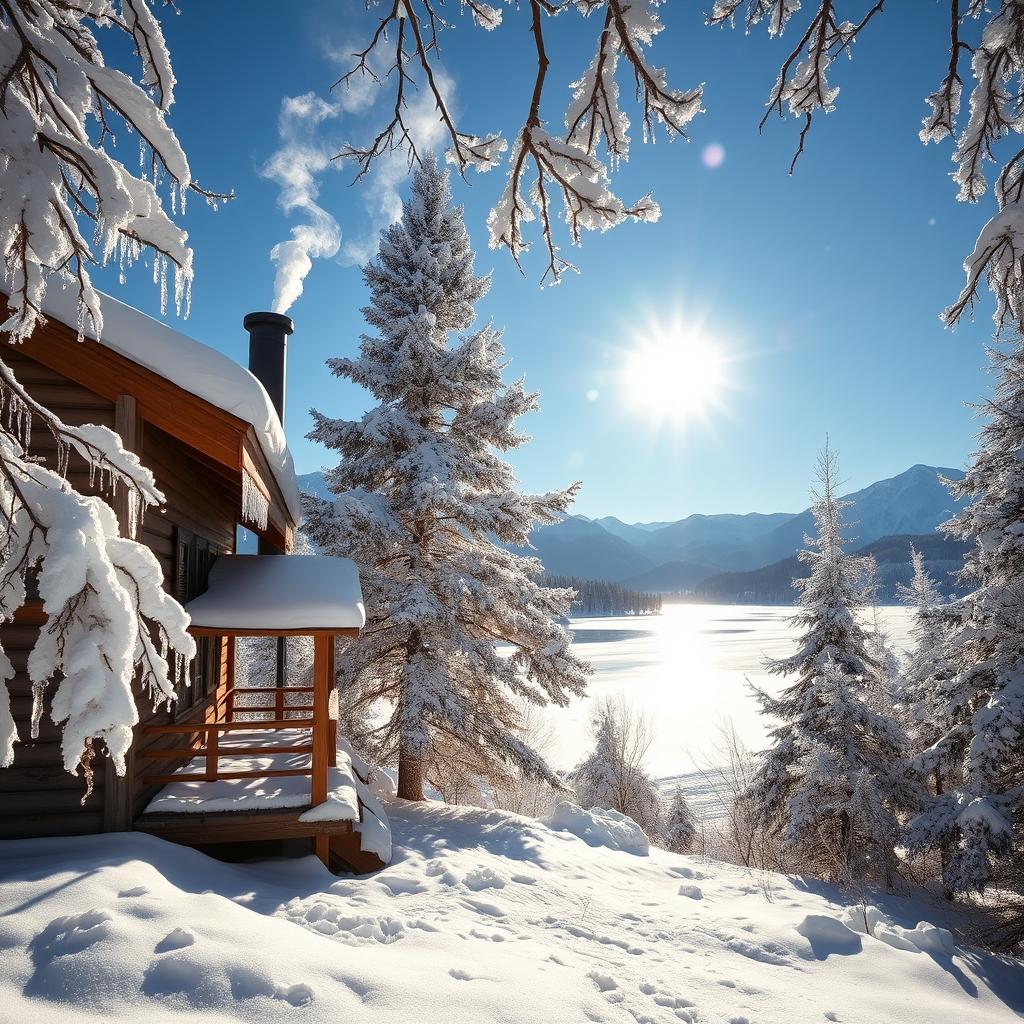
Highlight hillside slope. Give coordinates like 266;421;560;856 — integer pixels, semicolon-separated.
694;533;971;604
1;802;1020;1023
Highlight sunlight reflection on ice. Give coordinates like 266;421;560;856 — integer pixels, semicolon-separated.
538;603;914;778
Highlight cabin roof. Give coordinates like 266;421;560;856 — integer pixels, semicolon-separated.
37;282;301;524
185;555;365;634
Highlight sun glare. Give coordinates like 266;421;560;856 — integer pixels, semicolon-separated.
620;319;728;428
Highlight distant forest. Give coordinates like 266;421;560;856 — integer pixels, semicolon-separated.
546;575;662;617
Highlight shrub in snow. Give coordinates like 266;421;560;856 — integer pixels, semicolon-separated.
0;1;218;784
661;785;698;854
569;697;662;841
302;155;588;802
906;338;1024;897
743;445;920;885
542;801;650;856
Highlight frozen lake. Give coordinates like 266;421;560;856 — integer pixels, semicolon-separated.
541;603;914;781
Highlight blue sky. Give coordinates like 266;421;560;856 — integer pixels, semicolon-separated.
95;2;995;522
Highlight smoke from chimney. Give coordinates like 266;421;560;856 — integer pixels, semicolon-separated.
262;94;342;315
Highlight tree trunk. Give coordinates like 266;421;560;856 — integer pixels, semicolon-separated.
398;744;425;801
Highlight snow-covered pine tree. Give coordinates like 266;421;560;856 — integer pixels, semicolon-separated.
743;445;919;884
862;556;901;716
661;785;698;854
302;155;588;801
0;2;217;785
896;547;954;758
906;340;1024;897
569;697;662;839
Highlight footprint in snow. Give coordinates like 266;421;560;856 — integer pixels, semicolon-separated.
678;885;703;900
118;885;149;898
449;968;475;981
461;896;505;918
669;867;706;881
463;867;507;892
376;876;427;896
155;927;194;953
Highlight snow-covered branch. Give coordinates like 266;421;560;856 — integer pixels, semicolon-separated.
0;0;230;342
0;2;205;788
340;0;699;283
0;401;194;789
710;0;885;173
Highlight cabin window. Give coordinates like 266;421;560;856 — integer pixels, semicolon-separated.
174;527;220;716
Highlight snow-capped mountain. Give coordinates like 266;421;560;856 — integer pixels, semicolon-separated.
297;464;968;594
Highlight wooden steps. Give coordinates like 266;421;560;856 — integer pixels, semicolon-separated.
134;806;352;846
329;830;387;874
133;805;387;874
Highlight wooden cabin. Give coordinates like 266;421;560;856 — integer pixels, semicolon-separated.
0;288;385;872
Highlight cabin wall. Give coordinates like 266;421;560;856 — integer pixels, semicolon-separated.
0;352;237;839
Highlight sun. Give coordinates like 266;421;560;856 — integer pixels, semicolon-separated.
620;318;728;428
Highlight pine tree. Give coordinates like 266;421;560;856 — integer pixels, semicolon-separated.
897;547;953;757
863;557;901;716
661;786;698;853
906;340;1024;896
742;445;919;883
302;156;588;801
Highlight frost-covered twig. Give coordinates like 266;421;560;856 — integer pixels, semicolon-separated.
710;0;885;174
340;0;700;283
0;0;231;342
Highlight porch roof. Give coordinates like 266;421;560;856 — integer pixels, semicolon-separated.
185;555;365;635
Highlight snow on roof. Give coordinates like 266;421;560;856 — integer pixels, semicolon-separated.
38;282;301;522
185;555;365;631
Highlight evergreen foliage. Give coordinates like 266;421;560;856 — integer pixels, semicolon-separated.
906;340;1024;895
661;785;698;853
302;156;589;800
544;575;662;617
743;446;919;884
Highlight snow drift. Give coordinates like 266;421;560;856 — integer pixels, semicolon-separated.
0;801;1020;1023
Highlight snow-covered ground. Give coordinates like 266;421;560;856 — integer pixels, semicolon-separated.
544;605;914;778
1;800;1020;1024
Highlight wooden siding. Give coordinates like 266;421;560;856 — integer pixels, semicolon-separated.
0;350;237;838
8;305;294;552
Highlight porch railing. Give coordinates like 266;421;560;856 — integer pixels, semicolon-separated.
140;637;337;791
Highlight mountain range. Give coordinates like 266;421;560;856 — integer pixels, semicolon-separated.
297;464;971;603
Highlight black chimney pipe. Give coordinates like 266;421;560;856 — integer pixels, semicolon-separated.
243;311;294;421
243;311;294;691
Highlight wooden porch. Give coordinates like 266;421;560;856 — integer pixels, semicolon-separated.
133;555;382;872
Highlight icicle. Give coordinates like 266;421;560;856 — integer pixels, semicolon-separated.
55;437;70;479
78;740;96;802
29;680;45;739
158;254;168;314
126;486;140;539
242;470;270;531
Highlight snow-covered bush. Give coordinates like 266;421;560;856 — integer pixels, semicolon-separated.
542;801;650;856
660;786;698;854
569;697;662;840
302;155;588;801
